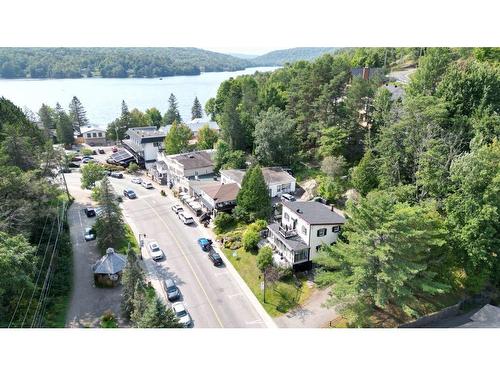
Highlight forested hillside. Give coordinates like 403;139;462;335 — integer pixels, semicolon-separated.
249;47;339;66
0;47;251;79
0;97;72;327
206;47;500;326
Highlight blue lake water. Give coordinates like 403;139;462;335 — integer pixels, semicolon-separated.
0;66;278;127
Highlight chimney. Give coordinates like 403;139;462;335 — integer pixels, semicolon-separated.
362;67;370;80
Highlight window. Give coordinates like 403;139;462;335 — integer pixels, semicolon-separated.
284;212;289;220
301;225;307;235
92;132;97;138
153;142;161;147
317;228;327;237
294;249;309;263
332;226;340;233
86;133;91;138
98;132;103;137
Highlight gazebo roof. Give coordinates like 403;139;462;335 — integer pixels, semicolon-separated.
93;248;127;275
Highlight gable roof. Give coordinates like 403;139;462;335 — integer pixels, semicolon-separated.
460;304;500;328
282;201;346;225
201;182;240;202
171;150;214;170
221;167;295;187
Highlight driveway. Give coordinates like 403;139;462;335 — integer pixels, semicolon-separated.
64;172;126;328
274;286;338;328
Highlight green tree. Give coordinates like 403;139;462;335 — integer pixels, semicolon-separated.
80;162;105;189
213;212;235;234
256;245;273;272
136;297;183;328
69;96;89;135
0;231;36;322
130;281;149;325
38;104;56;132
94;177;125;253
213;140;246;172
164;93;182;124
318;191;450;327
317;175;345;203
121;249;145;320
129;108;148;127
163;121;193;154
318;127;349;158
204;97;216;121
191;96;203;120
242;227;260;252
0;123;39;171
371;87;393;134
54;103;74;146
145;107;163;129
197;124;218;150
445;140;500;290
350;150;378;196
235;165;271;222
219;84;246;150
321;155;346;178
254;107;297;166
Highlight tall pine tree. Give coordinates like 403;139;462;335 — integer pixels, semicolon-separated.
191;96;203;120
69;96;89;135
164;93;182;124
55;103;74;146
235;165;271;222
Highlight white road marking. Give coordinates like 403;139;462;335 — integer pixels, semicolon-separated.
228;293;243;299
142;199;224;328
245;319;263;325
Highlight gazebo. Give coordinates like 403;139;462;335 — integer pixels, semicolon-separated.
92;248;127;287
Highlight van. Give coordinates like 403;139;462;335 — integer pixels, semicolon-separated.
142;181;153;189
178;212;194;225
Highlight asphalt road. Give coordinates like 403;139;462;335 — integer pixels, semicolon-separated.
107;174;267;328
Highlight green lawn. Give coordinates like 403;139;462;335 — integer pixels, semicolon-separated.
115;224;140;254
222;244;312;317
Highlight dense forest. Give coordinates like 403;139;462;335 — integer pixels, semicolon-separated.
249;47;339;66
207;46;500;326
0;47;252;79
0;97;72;327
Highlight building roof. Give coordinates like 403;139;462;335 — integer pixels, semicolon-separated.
282;201;346;225
92;248;127;275
221;167;295;187
81;127;105;135
268;222;309;251
162;119;219;135
201;182;240;202
126;127;165;143
460;304;500;328
172;150;214;170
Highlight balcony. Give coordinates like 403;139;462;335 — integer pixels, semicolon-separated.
278;226;297;239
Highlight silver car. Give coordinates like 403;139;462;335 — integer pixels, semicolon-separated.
164;278;180;301
84;227;96;241
148;241;164;261
172;302;192;327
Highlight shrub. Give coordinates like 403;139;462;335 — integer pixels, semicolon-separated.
128;162;139;173
103;163;125;172
242;228;260;252
249;219;267;232
100;310;118;328
256;245;273;271
214;212;235;234
81;148;93;156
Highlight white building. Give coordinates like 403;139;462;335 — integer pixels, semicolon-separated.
266;201;346;270
220;167;296;198
123;127;165;166
155;150;215;191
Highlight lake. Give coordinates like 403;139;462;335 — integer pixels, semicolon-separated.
0;66;278;127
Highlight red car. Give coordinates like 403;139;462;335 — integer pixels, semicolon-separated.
112;147;118;153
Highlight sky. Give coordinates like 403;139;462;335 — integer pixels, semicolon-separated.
0;0;498;49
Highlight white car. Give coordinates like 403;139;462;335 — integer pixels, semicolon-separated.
172;302;192;327
178;212;194;225
131;177;142;184
281;193;296;202
142;181;153;189
148;241;164;261
171;204;183;214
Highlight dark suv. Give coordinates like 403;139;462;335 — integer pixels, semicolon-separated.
208;250;223;266
84;207;96;217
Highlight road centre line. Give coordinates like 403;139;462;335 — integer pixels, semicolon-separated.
142;199;224;328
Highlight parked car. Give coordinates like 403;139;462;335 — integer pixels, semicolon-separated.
197;238;213;252
106;158;117;165
82;158;96;164
281;193;296;202
112;147;118;153
92;150;97;155
171;204;184;214
98;149;105;154
84;227;96;241
131;177;142;184
110;172;123;179
84;207;96;217
123;189;137;199
208;250;223;266
178;212;194;225
163;278;180;301
141;181;153;189
172;302;192;327
71;156;82;162
148;241;164;261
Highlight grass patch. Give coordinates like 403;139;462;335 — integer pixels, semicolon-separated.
293;162;323;183
115;224;140;255
221;233;312;317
